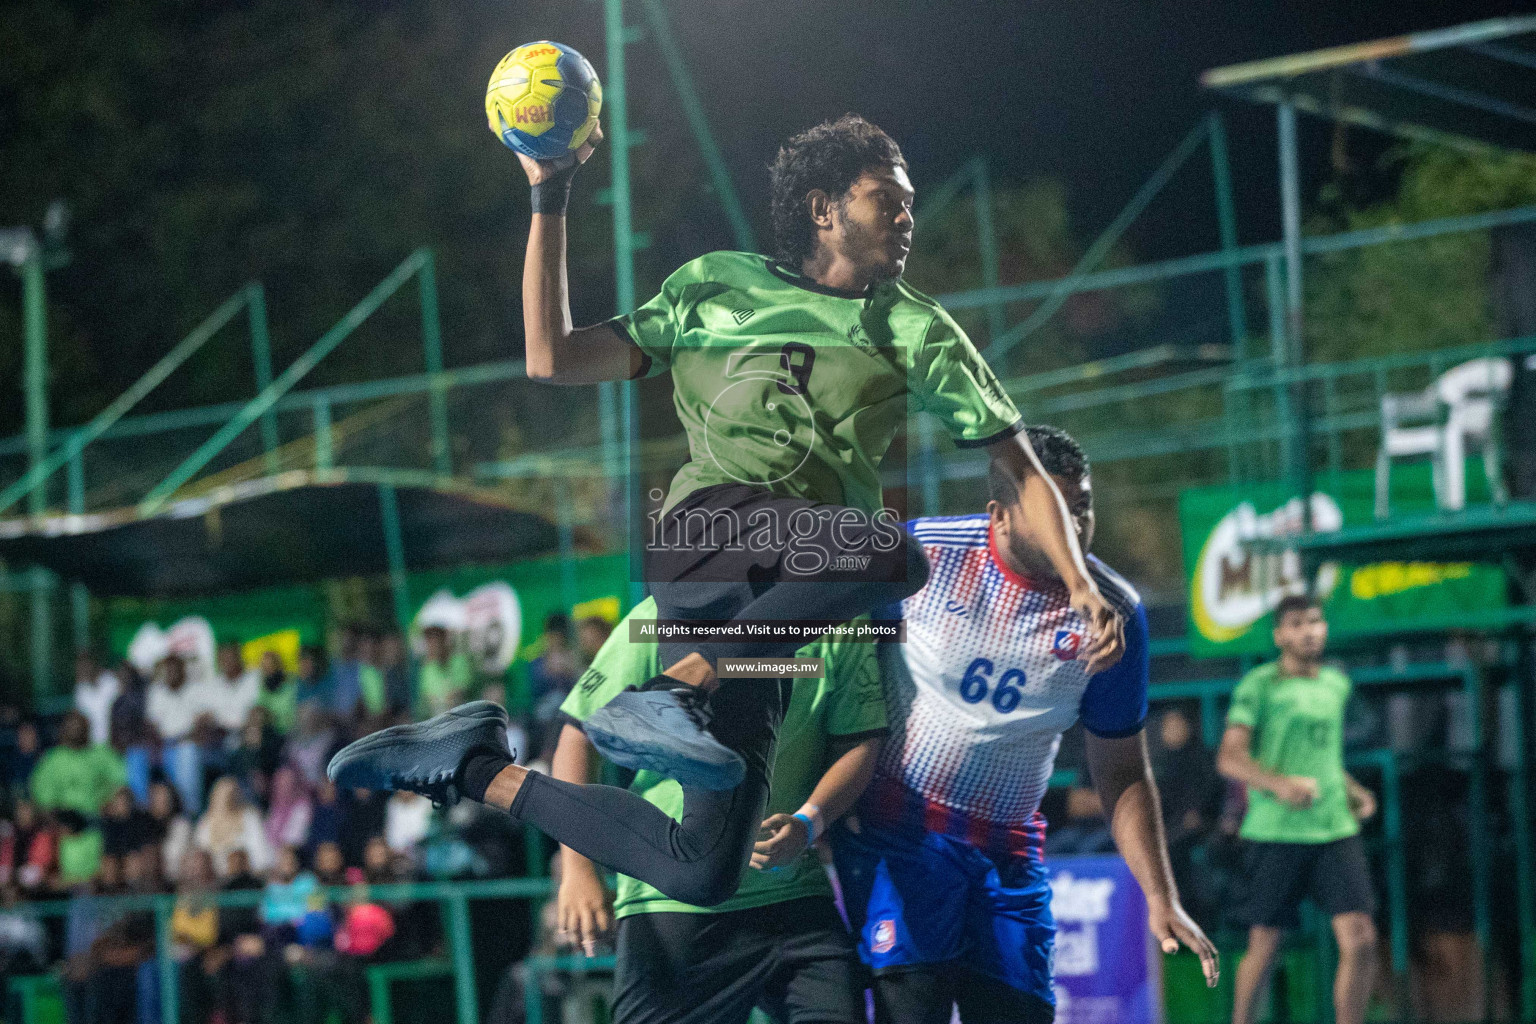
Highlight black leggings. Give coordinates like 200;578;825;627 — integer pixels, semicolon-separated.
509;681;788;908
510;485;927;906
646;483;929;668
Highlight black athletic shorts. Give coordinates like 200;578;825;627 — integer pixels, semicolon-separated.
1240;834;1377;929
611;895;864;1024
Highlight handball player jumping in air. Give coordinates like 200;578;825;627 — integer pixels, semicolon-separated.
330;115;1123;906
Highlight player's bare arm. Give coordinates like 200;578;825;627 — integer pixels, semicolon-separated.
550;722;614;955
516;127;644;384
987;433;1124;673
1085;730;1219;987
1344;772;1377;820
752;733;883;870
1216;724;1319;808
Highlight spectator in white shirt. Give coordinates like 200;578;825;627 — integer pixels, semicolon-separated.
204;643;261;734
148;654;214;813
73;652;120;748
147;655;208;743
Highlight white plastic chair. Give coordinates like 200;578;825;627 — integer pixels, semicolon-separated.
1434;357;1511;511
1375;388;1442;519
1374;357;1512;519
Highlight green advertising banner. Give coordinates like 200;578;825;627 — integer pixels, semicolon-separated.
103;552;634;677
1180;463;1507;656
405;552;633;670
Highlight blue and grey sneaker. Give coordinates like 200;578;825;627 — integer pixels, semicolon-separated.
582;678;746;791
327;700;511;806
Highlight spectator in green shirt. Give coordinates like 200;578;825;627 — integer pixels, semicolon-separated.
30;712;128;818
1218;595;1379;1024
55;810;104;888
415;626;472;719
255;651;298;734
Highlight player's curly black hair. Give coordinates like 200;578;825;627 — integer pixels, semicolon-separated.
987;425;1090;505
768;114;907;266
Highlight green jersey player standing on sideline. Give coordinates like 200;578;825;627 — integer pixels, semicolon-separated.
554;597;885;1024
1218;595;1379;1024
330;115;1123;908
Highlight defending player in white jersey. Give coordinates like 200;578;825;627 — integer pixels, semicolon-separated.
832;425;1218;1024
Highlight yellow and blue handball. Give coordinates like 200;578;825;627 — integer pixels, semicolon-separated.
485;41;602;161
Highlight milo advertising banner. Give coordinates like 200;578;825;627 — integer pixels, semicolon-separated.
1181;464;1507;656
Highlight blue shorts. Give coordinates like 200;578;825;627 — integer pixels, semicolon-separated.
831;822;1055;1005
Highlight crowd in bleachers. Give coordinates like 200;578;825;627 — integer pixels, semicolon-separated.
0;612;615;1024
0;610;1522;1023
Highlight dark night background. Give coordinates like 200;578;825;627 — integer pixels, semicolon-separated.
0;0;1529;437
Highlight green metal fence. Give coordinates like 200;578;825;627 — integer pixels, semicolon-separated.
14;877;551;1024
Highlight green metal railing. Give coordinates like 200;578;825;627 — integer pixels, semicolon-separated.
15;876;552;1024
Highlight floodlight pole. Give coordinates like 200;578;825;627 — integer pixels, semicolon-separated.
9;231;55;698
605;0;643;606
1277;101;1310;515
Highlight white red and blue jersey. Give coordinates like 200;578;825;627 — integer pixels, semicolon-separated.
860;513;1149;861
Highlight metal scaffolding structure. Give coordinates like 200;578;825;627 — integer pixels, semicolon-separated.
6;10;1536;1018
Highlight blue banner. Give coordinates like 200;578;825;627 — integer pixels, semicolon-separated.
1048;855;1160;1024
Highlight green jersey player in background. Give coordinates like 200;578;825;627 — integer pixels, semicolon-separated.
554;597;885;1024
331;114;1123;908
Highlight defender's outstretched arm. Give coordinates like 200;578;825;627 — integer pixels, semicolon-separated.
1086;730;1219;987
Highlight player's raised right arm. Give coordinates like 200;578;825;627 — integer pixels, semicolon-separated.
517;127;645;384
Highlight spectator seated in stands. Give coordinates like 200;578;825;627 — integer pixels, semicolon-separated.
206;642;262;737
0;799;55;894
304;779;342;860
108;661;153;797
256;651;299;735
376;631;413;719
415;626;472;719
99;786;153;866
171;849;225;1024
56;809;104;891
220;848;269;1024
355;627;390;723
146;779;193;884
574;616;613;665
312;841;347;887
2;719;43;805
147;653;217;813
294;647;335;717
0;882;47;982
265;766;314;853
229;706;284;805
30;710;127;819
197;777;273;878
73;651;120;749
525;615;579;750
284;706;339;789
329;625;367;724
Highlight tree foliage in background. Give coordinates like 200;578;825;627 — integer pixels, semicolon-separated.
0;0;716;444
1306;144;1536;364
904;182;1161;378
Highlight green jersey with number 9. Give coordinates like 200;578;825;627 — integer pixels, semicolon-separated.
611;252;1023;514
